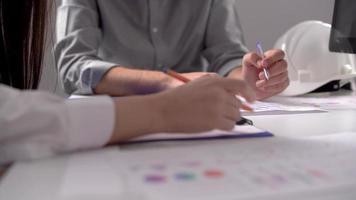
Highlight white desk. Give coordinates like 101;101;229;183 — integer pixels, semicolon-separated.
249;109;356;137
1;93;356;200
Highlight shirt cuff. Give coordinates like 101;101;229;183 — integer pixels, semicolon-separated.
64;96;114;151
217;59;243;77
77;60;118;94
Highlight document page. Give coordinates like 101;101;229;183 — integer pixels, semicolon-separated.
127;125;272;143
114;132;356;200
242;92;356;115
242;100;325;115
269;94;356;110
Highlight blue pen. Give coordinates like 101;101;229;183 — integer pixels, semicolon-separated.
256;42;270;80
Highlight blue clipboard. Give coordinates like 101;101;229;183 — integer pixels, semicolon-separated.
121;123;273;145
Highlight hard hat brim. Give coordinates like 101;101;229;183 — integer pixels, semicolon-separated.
279;73;356;96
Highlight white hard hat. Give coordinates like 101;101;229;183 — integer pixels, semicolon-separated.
274;20;356;96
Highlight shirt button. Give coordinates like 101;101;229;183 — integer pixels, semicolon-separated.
152;27;158;33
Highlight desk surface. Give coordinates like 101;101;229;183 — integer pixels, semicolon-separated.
1;93;356;200
248;109;356;137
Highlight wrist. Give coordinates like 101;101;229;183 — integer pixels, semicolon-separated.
94;66;127;96
227;66;243;79
150;90;188;133
95;66;176;96
108;94;167;144
149;92;175;133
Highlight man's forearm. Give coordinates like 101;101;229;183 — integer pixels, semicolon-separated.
94;66;174;96
227;66;243;79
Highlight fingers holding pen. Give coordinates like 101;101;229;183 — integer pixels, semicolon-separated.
258;59;288;80
254;47;289;93
258;49;285;69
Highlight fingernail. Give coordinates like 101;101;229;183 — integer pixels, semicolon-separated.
257;60;263;68
259;72;265;80
256;80;265;87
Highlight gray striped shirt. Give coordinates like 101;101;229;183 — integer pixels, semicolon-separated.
55;0;248;94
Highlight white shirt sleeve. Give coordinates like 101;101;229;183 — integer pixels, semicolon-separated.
0;84;114;165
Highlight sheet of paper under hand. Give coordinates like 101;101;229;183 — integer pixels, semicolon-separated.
126;125;272;144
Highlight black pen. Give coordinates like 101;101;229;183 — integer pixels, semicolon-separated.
236;117;253;126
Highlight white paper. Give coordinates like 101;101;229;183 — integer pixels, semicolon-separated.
242;92;356;115
60;149;125;198
116;132;356;200
128;125;270;143
269;94;356;110
242;100;325;116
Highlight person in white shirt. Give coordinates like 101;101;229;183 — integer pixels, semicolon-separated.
0;0;255;165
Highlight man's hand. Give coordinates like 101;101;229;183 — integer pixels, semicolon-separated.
95;67;216;96
168;72;217;87
228;49;289;100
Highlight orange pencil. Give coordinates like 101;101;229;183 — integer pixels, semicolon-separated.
163;68;254;112
164;69;191;83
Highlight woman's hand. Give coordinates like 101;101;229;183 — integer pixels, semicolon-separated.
158;76;256;133
108;76;255;143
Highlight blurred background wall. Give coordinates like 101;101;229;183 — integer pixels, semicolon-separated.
39;0;335;96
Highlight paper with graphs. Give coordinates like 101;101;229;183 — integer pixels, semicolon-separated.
242;92;356;116
113;132;356;200
241;100;325;115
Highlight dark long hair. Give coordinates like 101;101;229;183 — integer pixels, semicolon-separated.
0;0;48;89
